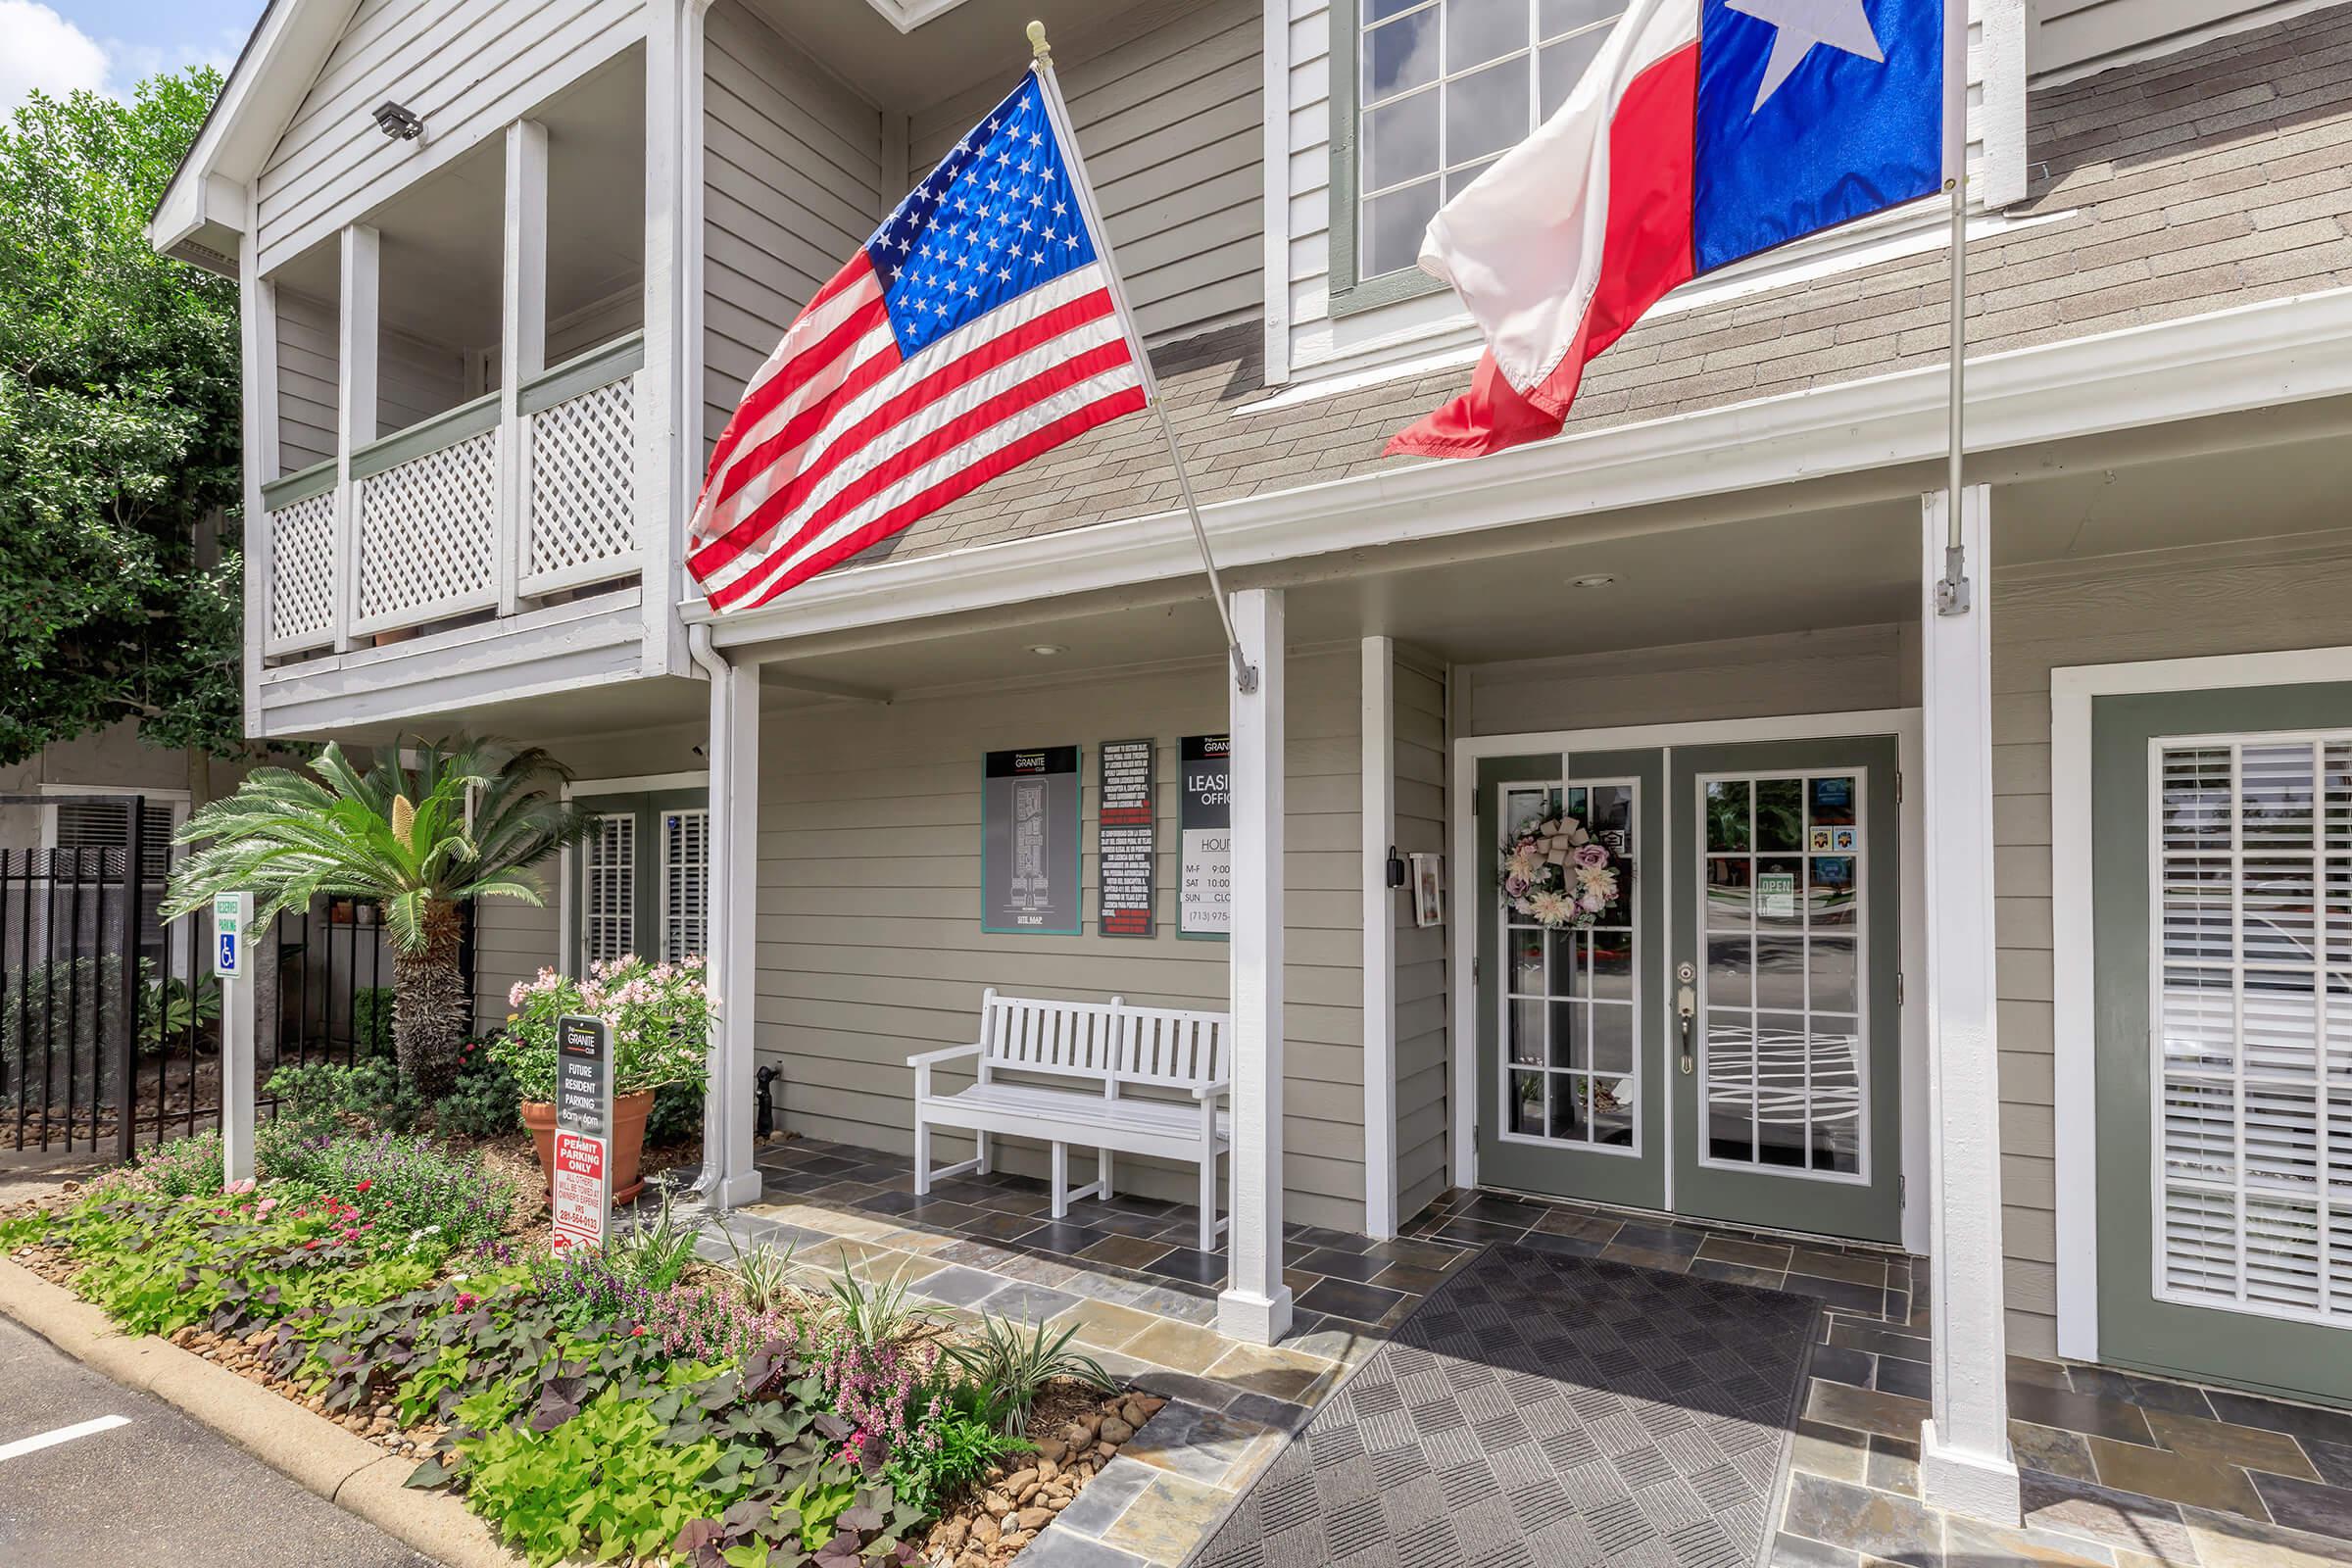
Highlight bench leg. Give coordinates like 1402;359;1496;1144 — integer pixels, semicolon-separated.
1051;1142;1069;1219
976;1131;992;1176
1200;1151;1219;1252
914;1117;931;1197
1099;1149;1113;1203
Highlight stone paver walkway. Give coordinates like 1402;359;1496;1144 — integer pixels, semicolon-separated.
703;1140;2352;1568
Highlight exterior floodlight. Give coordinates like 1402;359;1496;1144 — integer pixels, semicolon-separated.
372;102;423;140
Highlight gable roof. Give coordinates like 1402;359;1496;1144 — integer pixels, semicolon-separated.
148;0;362;273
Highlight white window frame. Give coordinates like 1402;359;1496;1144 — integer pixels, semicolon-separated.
2051;644;2352;1362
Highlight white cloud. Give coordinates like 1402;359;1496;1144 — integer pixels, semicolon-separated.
0;1;110;117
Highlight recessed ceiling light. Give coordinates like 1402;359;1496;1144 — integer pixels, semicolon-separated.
1569;573;1616;589
1028;643;1066;657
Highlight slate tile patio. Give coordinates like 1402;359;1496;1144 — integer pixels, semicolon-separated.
697;1138;2352;1568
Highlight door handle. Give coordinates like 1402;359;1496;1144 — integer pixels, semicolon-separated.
1676;964;1696;1076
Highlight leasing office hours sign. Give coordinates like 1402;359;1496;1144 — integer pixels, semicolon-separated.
1179;734;1231;939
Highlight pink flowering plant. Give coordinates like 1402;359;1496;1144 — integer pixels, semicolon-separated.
494;955;711;1102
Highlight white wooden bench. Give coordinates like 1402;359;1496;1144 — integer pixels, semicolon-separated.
908;989;1232;1251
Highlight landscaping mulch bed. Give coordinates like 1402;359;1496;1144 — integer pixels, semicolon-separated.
1;1161;1173;1568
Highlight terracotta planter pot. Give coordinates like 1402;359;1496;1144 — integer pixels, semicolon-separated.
520;1088;657;1206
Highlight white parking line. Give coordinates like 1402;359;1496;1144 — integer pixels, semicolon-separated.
0;1414;131;1463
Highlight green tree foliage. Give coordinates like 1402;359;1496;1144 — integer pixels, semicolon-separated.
0;68;242;767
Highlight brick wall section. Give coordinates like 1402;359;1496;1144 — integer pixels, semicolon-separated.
851;5;2352;570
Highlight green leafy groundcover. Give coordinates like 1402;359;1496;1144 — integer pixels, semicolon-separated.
2;1132;1060;1568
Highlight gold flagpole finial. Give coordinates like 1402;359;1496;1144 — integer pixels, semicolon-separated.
1026;20;1051;61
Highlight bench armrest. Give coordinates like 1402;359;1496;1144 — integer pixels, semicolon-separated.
907;1043;983;1068
1189;1078;1232;1102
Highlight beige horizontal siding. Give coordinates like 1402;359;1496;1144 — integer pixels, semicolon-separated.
757;651;1366;1230
907;0;1262;346
700;0;887;458
1988;542;2352;1359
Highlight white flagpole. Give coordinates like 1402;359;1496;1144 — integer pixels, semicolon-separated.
1933;0;1971;615
1026;21;1258;693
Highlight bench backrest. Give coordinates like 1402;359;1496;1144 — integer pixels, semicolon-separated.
979;990;1122;1082
1118;1004;1229;1093
975;989;1229;1096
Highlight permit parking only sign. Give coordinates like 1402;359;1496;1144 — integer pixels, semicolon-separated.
551;1130;609;1249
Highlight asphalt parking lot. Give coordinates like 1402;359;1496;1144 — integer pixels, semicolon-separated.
0;1312;430;1567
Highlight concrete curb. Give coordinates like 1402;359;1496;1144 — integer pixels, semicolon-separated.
0;1254;520;1568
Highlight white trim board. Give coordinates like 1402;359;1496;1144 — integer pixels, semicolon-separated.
1448;708;1929;1256
2048;643;2352;1364
694;287;2352;662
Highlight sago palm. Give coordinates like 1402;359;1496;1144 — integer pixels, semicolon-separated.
165;738;587;1096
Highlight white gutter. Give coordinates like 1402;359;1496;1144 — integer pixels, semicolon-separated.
690;286;2352;658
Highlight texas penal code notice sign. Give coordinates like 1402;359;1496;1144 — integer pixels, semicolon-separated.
551;1130;610;1250
1098;738;1154;937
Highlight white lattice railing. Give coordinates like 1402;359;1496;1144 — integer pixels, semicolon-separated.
521;334;641;597
259;465;338;656
352;396;502;637
261;331;646;658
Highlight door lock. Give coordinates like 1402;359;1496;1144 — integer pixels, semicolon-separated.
1675;962;1696;1076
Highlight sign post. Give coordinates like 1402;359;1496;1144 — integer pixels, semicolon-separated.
551;1013;612;1249
213;892;256;1184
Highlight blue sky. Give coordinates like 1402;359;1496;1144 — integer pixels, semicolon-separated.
4;0;264;113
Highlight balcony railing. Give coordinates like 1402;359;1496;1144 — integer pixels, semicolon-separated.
257;330;644;657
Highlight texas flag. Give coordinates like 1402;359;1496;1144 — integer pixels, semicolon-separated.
1387;0;1946;459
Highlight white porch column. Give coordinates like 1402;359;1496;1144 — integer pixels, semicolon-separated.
1219;588;1293;1346
236;206;277;736
1360;636;1397;1240
1918;485;2022;1524
332;222;378;653
695;630;762;1208
496;118;548;616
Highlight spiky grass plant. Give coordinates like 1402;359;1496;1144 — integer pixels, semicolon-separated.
947;1314;1115;1436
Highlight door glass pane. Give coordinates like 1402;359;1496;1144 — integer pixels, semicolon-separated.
1494;774;1638;1152
1696;768;1870;1182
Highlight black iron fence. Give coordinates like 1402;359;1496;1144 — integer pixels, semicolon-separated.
1;793;473;1160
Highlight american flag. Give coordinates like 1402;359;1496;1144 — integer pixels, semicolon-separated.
687;71;1149;612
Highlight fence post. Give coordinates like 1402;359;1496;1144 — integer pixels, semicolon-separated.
215;893;257;1185
114;800;144;1164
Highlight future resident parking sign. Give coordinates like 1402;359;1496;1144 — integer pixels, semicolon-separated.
551;1014;612;1249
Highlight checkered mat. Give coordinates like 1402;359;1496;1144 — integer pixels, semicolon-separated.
1194;1244;1820;1568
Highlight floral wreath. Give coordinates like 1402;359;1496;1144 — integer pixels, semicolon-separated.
1501;812;1621;929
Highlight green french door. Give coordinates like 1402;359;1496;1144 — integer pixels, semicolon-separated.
2091;684;2352;1403
1474;735;1904;1246
1475;751;1667;1211
1669;739;1903;1245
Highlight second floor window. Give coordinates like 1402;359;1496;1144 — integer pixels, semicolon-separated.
1358;0;1626;280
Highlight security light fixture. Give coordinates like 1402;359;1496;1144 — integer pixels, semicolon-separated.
372;101;424;141
1027;643;1066;657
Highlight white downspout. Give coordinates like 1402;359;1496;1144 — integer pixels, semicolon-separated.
689;622;762;1209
